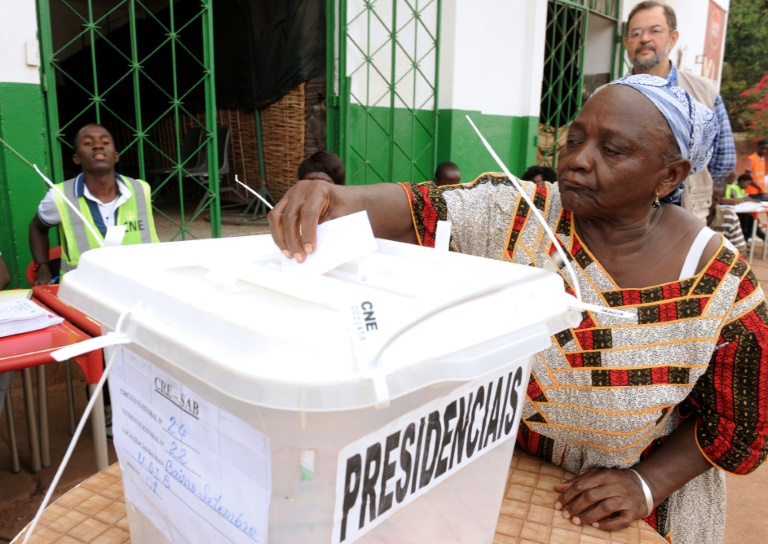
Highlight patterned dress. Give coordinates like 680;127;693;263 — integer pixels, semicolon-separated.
399;174;768;544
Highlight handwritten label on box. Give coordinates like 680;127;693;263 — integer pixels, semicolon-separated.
109;347;271;543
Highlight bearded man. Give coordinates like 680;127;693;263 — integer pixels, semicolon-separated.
622;1;736;223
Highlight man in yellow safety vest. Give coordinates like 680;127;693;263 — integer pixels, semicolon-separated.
29;123;159;285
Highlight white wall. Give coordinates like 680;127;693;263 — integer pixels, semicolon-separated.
583;13;615;76
438;0;547;117
0;3;41;84
343;0;733;115
345;0;547;117
345;0;439;110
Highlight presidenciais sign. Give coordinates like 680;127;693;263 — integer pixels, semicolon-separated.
332;363;527;543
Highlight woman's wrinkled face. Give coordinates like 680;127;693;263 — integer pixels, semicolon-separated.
556;85;674;220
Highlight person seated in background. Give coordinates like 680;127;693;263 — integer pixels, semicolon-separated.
744;138;768;199
707;185;747;256
521;165;557;186
28;124;159;440
726;174;766;243
433;161;461;186
28;123;159;286
723;172;751;203
297;150;345;185
269;75;768;544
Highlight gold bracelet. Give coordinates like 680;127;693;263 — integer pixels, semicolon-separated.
628;468;654;517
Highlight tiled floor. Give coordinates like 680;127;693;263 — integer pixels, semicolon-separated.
13;464;129;544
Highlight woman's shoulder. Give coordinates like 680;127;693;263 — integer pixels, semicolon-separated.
660;203;710;234
662;205;732;276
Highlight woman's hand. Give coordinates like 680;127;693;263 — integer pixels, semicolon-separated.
268;180;417;261
553;467;651;531
268;179;360;263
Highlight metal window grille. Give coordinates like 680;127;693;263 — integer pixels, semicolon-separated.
333;0;441;185
538;0;620;169
37;0;220;240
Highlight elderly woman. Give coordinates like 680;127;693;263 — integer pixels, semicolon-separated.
269;75;768;544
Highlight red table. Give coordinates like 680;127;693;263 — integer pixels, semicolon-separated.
32;285;102;345
0;292;108;472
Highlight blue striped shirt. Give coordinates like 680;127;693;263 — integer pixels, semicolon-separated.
668;63;736;185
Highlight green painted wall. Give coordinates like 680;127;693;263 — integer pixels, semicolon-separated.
437;109;539;183
0;82;52;288
342;104;539;185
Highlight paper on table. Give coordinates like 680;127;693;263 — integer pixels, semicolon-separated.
0;289;31;302
0;297;64;337
109;347;271;544
732;201;768;214
280;210;378;275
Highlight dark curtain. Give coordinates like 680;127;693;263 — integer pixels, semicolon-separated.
215;0;326;111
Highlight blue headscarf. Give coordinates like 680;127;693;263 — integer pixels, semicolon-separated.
607;74;718;176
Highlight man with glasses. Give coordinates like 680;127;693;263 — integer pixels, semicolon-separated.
623;1;736;223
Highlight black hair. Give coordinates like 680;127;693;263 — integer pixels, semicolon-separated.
757;139;768;147
71;123;115;150
738;174;754;184
434;161;460;180
521;165;557;183
297;150;346;185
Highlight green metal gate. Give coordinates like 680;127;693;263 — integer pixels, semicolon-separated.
37;0;221;240
539;0;620;168
331;0;441;185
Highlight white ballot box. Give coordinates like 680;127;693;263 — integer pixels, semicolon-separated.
59;234;580;544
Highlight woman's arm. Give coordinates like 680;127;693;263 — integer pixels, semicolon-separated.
0;255;10;290
269;180;416;262
553;417;709;530
29;215;53;285
556;290;768;530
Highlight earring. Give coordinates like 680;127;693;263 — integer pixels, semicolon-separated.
652;193;660;209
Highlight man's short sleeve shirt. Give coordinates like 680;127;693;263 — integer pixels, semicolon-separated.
37;174;132;228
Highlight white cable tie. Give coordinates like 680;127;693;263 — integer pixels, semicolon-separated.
566;295;635;319
234;175;273;210
371;371;391;410
33;164;104;247
51;331;132;362
0;138;106;249
22;309;133;544
465;116;582;302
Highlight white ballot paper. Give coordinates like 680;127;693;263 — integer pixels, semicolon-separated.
109;347;272;543
280;211;378;275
